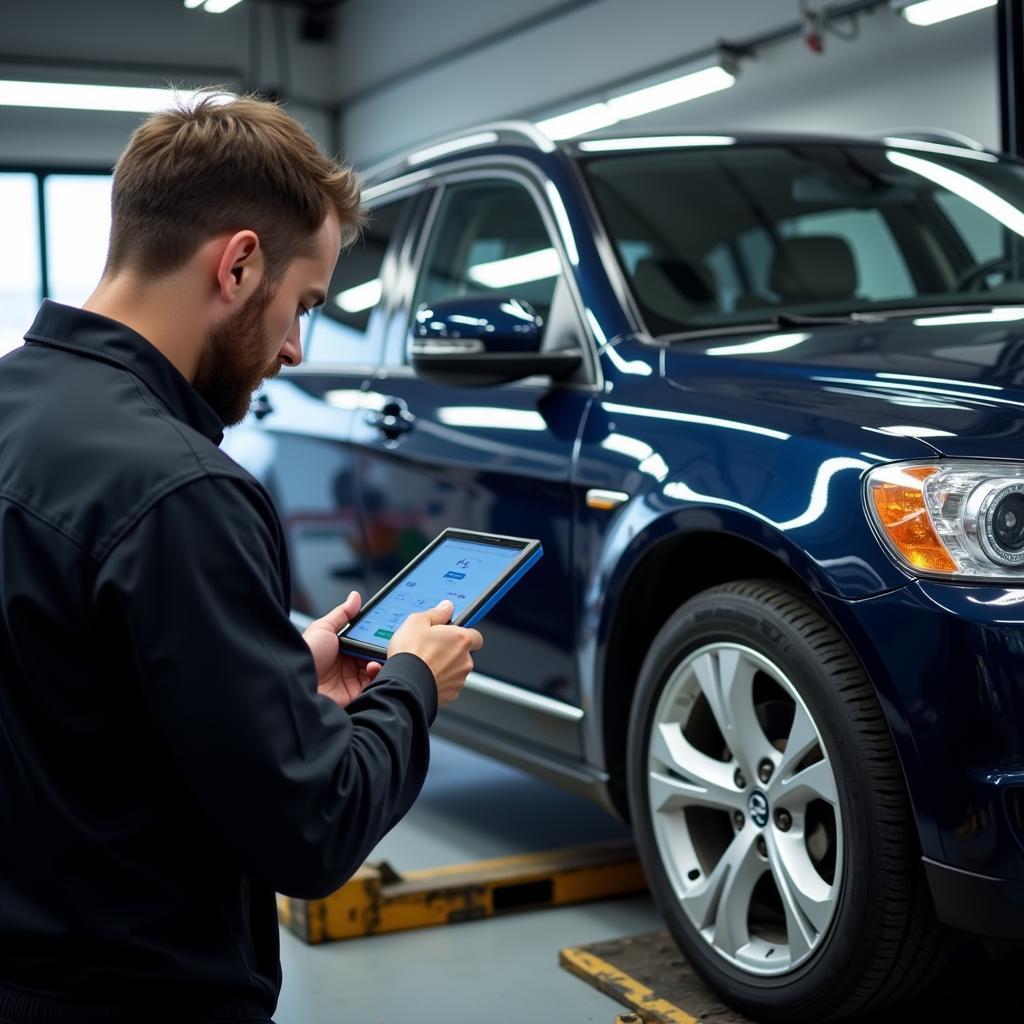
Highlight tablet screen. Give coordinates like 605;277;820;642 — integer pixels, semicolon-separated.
344;537;525;645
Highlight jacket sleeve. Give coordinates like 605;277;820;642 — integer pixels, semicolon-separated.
91;473;437;899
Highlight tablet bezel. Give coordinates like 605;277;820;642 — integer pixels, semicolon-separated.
336;528;541;660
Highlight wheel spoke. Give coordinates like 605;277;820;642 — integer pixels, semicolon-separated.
773;701;820;787
681;829;761;945
691;649;774;778
775;758;838;809
710;832;765;959
649;722;743;812
767;832;833;961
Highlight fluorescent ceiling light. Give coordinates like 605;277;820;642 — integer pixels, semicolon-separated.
579;135;735;152
201;0;245;11
335;278;382;313
183;0;205;7
467;247;561;288
607;65;735;120
536;103;620;141
535;63;736;142
887;151;1024;239
897;0;996;26
408;131;499;165
0;80;232;113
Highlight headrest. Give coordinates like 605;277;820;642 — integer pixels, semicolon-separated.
632;257;715;323
769;236;857;302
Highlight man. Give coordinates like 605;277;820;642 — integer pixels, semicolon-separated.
0;92;482;1022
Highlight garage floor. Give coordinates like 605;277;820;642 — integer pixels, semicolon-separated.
274;736;1019;1024
275;735;662;1023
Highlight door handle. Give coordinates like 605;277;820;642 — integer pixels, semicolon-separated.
366;398;415;439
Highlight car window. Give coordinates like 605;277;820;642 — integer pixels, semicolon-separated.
582;144;1024;335
411;180;561;344
934;191;1003;264
304;197;410;366
735;208;915;305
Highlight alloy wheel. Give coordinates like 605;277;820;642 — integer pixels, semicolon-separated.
646;642;843;976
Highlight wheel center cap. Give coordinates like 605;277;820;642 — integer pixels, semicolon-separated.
748;789;770;828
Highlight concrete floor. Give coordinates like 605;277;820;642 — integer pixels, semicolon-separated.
273;735;1019;1024
275;735;662;1023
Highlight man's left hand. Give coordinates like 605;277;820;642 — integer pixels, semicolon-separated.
303;591;382;709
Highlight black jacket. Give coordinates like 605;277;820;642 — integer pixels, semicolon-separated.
0;301;437;1023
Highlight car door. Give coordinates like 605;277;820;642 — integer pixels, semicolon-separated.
351;170;599;758
222;194;416;619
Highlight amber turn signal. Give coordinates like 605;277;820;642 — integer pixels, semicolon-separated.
867;465;957;573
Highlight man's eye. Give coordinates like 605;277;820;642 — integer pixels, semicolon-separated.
298;306;311;319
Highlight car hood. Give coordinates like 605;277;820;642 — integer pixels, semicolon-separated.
661;314;1024;461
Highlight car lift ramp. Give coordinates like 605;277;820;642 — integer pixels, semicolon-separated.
560;931;753;1024
277;837;646;944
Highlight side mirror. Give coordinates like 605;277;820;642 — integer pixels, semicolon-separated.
411;296;582;387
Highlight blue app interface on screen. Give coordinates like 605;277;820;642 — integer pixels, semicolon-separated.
344;539;522;646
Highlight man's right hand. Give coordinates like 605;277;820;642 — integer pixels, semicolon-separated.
387;600;483;706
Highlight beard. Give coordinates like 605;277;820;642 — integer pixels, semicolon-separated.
193;281;282;427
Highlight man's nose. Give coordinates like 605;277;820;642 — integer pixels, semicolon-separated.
280;323;303;368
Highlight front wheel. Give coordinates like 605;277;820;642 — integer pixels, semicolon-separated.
626;581;949;1021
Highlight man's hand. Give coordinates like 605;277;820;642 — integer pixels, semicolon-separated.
388;600;483;707
303;591;381;709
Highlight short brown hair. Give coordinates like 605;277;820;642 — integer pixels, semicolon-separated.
105;89;363;282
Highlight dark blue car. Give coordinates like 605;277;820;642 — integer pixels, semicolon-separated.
225;125;1024;1021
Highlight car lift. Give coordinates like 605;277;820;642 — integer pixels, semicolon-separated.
277;837;646;944
277;836;761;1021
560;931;752;1023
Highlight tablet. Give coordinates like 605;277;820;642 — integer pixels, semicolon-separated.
337;528;543;660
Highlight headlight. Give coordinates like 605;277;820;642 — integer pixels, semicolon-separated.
865;461;1024;579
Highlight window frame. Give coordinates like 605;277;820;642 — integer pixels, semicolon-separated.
385;158;602;390
0;163;112;305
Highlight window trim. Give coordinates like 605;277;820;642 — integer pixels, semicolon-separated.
388;157;604;392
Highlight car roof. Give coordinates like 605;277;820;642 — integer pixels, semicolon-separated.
359;120;999;195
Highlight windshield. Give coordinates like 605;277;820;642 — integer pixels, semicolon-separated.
581;141;1024;337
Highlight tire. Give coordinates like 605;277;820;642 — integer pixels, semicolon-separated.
626;580;950;1022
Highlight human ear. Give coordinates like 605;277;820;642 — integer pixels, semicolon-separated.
215;230;264;304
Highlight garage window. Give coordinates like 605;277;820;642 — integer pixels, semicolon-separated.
0;174;42;358
44;174;113;307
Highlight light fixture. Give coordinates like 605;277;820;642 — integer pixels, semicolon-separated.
606;65;736;120
535;103;620;142
0;80;233;113
183;0;245;11
893;0;996;26
535;57;738;141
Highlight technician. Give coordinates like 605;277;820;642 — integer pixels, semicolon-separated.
0;91;482;1023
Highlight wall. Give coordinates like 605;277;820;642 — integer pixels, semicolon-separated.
0;0;337;168
333;0;999;168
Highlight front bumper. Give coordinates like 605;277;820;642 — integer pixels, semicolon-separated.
821;580;1024;937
